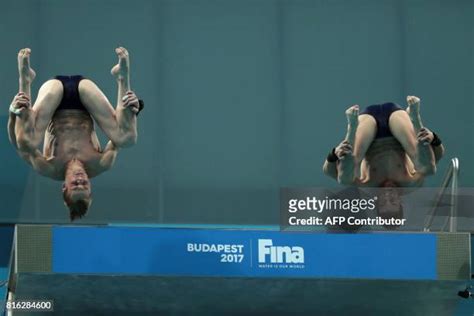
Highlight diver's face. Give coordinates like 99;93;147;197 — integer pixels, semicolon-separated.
64;171;91;202
378;183;401;215
379;191;400;211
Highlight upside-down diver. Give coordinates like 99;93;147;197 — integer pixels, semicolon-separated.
323;97;444;228
8;47;143;220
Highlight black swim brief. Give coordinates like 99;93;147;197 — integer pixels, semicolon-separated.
54;75;144;115
54;75;87;111
360;102;403;138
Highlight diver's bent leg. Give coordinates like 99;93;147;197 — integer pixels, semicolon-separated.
8;48;36;148
344;105;376;179
114;75;138;144
78;79;137;147
78;78;118;134
406;95;423;133
345;104;377;164
18;48;36;98
15;80;63;148
344;105;359;145
110;47;131;104
31;80;64;141
12;49;62;148
112;47;138;145
78;47;138;148
352;114;377;164
388;110;418;160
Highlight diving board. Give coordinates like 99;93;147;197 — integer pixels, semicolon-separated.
13;225;471;281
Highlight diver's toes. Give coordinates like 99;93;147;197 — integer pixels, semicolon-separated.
115;47;127;57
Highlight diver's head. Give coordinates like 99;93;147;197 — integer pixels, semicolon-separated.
63;159;92;221
376;180;403;230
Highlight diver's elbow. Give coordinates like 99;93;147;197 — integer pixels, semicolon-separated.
322;164;329;175
16;133;33;152
115;133;137;148
420;163;436;176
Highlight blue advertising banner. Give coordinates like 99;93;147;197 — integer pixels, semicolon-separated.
52;226;437;280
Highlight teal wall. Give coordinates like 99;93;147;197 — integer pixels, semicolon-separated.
0;0;472;224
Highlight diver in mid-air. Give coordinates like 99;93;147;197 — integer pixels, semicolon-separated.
8;47;143;220
323;97;444;227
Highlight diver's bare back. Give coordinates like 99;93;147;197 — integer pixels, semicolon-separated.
44;109;104;180
359;137;421;187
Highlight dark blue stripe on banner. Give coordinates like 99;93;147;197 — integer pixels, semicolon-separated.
52;226;437;280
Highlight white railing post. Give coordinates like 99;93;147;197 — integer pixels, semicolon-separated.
448;158;459;232
423;158;459;232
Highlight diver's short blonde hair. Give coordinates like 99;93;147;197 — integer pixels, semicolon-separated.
63;190;92;221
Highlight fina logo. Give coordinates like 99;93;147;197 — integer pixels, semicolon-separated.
258;239;304;264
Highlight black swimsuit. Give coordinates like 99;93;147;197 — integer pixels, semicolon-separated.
54;75;87;111
54;74;144;115
360;102;403;139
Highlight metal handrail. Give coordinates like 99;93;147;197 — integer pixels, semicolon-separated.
423;158;459;232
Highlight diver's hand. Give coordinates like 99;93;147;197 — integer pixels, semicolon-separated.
417;127;434;146
121;91;140;114
335;142;356;185
9;92;31;116
335;140;353;160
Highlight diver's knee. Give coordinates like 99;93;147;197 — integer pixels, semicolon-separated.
37;79;63;101
78;79;100;96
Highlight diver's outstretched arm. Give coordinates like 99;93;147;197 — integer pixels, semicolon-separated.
78;47;140;148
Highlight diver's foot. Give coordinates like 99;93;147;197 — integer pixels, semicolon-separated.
345;104;359;128
17;48;36;84
111;47;130;82
406;95;421;120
